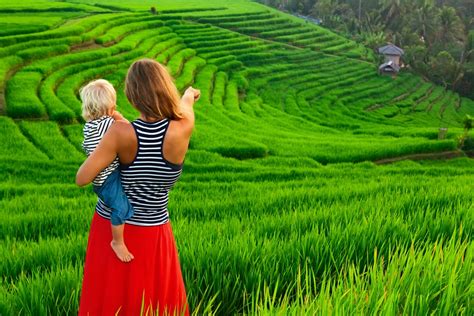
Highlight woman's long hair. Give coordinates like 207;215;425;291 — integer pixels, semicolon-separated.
125;58;183;120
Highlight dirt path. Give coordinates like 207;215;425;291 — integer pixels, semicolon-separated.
70;41;103;53
375;150;466;164
366;82;423;112
410;85;434;111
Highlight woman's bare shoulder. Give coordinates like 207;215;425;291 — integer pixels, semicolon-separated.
163;119;192;165
168;118;194;140
109;120;137;163
103;120;136;151
109;120;134;137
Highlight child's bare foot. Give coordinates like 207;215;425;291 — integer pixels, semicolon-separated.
110;240;134;262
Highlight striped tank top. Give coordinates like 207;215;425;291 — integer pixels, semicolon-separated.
82;116;119;186
96;118;183;226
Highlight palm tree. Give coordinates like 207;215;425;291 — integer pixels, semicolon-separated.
379;0;405;28
438;6;465;44
362;10;385;34
358;0;362;22
311;0;335;19
409;0;439;50
464;30;474;63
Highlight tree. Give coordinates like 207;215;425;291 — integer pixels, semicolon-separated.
301;0;315;15
459;114;473;148
311;0;335;19
260;0;474;99
356;30;386;50
380;0;406;29
409;0;439;50
442;0;474;27
462;31;474;66
430;51;464;88
150;6;157;15
359;10;385;34
438;6;464;43
405;45;430;74
464;114;473;132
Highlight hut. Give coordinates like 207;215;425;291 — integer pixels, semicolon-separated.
378;44;404;75
378;60;400;75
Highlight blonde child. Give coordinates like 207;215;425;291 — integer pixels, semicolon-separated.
80;79;134;263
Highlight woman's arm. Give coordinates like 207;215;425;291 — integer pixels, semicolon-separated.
162;87;200;165
76;125;120;187
178;86;200;136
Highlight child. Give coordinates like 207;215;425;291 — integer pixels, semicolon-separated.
80;79;134;263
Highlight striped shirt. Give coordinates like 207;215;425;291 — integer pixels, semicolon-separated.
82;116;119;186
96;118;183;226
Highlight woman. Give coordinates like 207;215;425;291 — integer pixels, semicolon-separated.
76;58;200;315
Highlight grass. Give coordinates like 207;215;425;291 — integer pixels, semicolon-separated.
0;155;472;314
6;71;47;118
0;0;473;314
18;121;84;161
0;117;48;160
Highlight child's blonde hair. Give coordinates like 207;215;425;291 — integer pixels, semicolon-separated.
80;79;116;121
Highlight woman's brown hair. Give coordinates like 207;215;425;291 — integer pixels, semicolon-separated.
125;58;183;120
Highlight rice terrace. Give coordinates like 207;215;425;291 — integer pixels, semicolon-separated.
0;0;473;314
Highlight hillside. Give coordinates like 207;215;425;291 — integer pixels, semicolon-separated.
1;0;474;163
0;0;472;315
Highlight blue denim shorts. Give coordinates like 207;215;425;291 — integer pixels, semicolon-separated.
93;169;134;226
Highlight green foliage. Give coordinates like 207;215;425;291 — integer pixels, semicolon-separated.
0;23;49;37
0;117;48;160
430;50;462;88
39;76;77;123
211;141;269;159
6;72;47;118
0;155;473;314
18;121;84;161
211;71;227;107
175;56;206;91
5;263;82;315
1;1;474;314
0;36;81;59
17;45;70;61
95;19;164;44
260;0;473;98
0;56;22;87
167;48;197;77
62;124;84;152
463;114;473;131
0;25;85;47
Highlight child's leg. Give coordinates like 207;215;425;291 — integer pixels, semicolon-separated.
110;224;135;262
93;169;135;262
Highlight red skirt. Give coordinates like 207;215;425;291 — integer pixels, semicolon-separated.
78;212;189;316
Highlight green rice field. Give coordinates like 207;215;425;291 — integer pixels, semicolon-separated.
0;0;472;314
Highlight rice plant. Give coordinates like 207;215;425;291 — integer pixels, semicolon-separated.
0;1;473;314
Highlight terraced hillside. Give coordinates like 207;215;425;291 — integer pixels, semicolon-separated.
0;0;473;315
